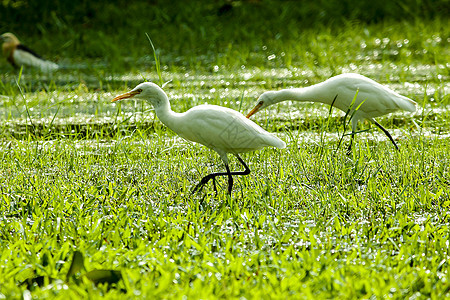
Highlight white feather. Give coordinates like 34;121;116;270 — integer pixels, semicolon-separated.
13;48;59;72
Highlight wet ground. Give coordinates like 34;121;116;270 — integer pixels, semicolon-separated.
0;62;448;141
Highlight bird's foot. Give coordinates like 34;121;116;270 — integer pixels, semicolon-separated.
346;146;352;156
212;178;218;195
191;175;213;194
191;182;205;194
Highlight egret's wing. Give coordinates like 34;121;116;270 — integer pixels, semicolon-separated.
13;47;59;71
174;105;284;153
337;78;416;117
16;44;43;59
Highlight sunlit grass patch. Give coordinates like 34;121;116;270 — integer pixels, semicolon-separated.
0;16;448;299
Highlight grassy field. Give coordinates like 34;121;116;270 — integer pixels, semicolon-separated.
1;1;449;298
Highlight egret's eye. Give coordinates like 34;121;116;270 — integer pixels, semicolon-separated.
136;89;143;93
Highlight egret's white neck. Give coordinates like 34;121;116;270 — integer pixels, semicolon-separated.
151;95;181;130
272;85;331;105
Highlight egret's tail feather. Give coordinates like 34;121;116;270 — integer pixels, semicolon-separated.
396;95;417;112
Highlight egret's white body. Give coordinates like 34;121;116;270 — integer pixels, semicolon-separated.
112;82;285;194
247;73;417;150
1;33;59;72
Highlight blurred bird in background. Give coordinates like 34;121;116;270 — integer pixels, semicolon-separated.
1;32;59;72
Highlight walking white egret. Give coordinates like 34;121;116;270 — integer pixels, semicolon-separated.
246;73;416;151
1;32;59;72
112;82;285;195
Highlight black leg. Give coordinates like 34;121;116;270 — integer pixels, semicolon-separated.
346;132;355;155
212;177;218;194
224;164;233;195
192;154;251;195
372;120;399;151
192;172;222;194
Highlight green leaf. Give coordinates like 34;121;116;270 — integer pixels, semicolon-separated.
84;269;122;285
66;251;86;281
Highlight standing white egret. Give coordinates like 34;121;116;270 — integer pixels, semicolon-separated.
112;82;285;195
1;32;59;72
246;73;416;151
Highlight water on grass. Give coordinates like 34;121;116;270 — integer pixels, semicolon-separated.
1;65;448;219
0;64;448;140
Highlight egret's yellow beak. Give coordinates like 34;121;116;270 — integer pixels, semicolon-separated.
111;90;141;102
246;102;263;118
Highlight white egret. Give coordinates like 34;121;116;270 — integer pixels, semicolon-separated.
246;73;417;151
112;82;285;195
1;32;59;72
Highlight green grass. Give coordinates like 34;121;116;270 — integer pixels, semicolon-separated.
0;133;449;298
0;9;449;300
